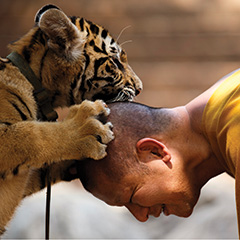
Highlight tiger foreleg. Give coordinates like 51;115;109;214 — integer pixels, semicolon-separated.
0;100;114;180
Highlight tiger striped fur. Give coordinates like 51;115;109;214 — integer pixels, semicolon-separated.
0;4;142;235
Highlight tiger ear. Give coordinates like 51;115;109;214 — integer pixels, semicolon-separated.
35;5;85;61
35;4;60;23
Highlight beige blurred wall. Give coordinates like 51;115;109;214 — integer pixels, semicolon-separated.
0;1;239;238
1;0;240;107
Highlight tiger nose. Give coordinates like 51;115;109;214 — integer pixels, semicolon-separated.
135;75;143;96
135;87;142;96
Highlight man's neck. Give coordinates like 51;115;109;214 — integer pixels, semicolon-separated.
163;106;222;194
171;106;213;169
183;81;226;186
185;77;225;134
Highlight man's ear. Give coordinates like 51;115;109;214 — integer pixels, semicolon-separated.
136;138;171;163
35;5;85;60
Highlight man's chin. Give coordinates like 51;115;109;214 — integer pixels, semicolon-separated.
164;205;194;218
180;210;193;218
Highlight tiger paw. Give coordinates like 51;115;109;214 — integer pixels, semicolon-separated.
80;119;114;160
64;100;114;160
65;99;110;125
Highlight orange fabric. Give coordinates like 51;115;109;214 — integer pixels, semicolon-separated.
202;70;240;237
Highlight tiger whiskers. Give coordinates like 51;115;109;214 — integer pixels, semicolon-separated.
109;88;135;103
120;40;133;47
116;25;132;43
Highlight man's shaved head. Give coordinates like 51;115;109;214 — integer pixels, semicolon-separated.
78;101;173;192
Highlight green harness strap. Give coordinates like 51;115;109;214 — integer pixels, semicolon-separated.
7;51;58;122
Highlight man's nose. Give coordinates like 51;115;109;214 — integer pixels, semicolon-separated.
125;203;149;222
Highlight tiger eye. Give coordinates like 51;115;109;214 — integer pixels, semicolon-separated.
120;50;127;63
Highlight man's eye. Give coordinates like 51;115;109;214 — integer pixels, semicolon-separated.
130;187;137;203
130;193;134;203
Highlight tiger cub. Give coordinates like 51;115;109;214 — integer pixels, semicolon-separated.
0;4;142;234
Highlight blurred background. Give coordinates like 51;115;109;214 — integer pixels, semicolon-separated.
0;0;239;239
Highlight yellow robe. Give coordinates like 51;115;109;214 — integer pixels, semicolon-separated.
202;70;240;237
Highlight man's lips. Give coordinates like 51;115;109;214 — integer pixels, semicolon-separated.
149;204;166;217
162;204;170;216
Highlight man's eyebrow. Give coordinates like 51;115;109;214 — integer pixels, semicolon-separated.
112;191;131;206
114;195;124;206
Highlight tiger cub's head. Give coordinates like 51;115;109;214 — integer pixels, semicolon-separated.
9;5;142;107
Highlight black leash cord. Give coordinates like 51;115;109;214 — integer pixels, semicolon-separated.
45;170;51;240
